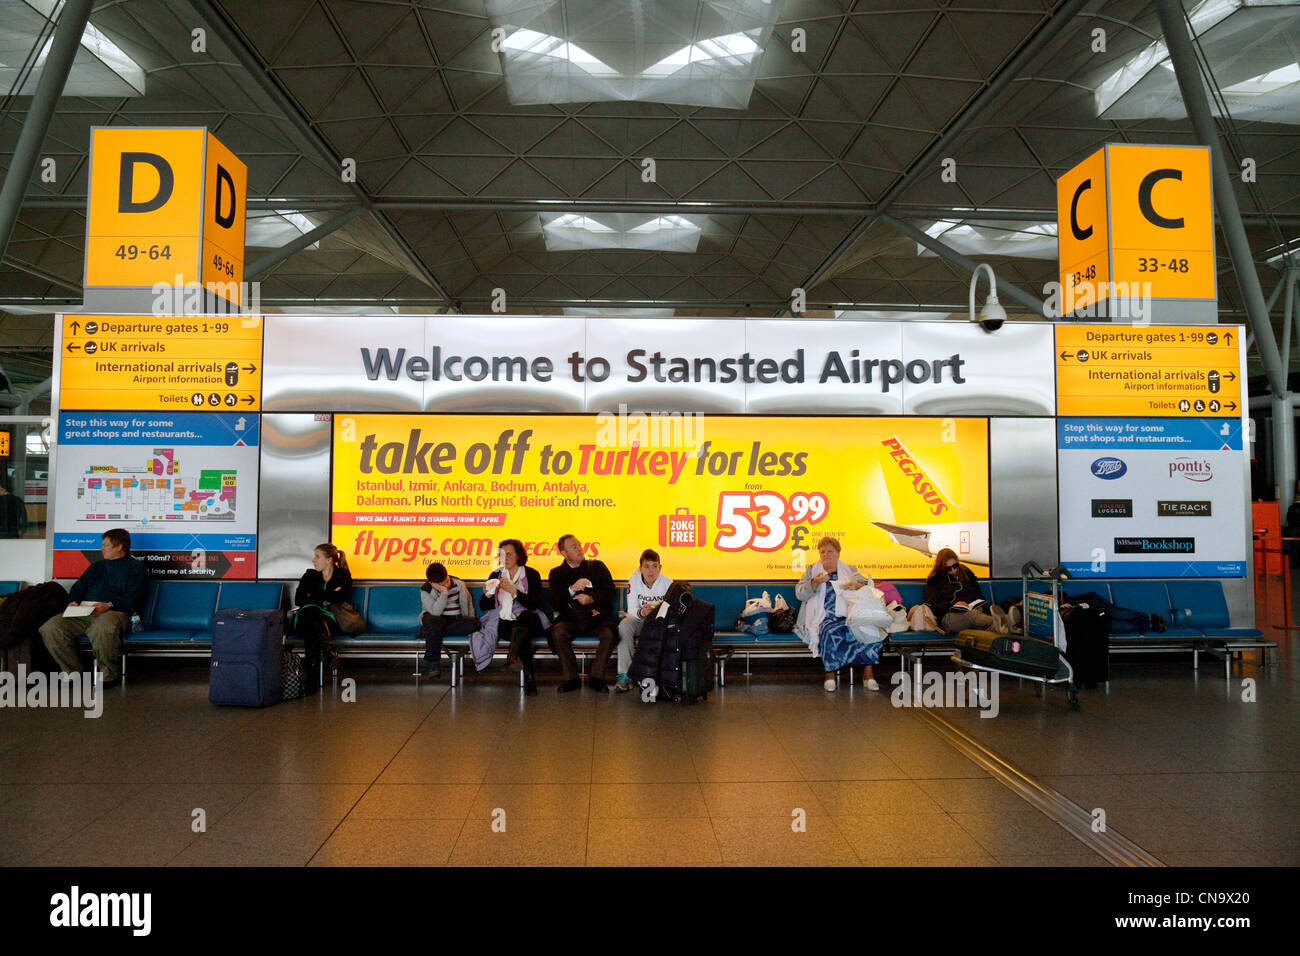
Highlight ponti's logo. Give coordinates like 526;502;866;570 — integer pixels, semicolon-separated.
1169;457;1213;482
880;436;953;517
1090;457;1128;479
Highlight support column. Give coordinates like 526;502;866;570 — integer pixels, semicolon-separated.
1153;0;1287;397
1273;396;1296;515
0;0;93;261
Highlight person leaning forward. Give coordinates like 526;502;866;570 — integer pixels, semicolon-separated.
547;533;617;693
40;528;149;687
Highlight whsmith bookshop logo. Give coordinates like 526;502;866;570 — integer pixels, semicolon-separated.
0;667;102;719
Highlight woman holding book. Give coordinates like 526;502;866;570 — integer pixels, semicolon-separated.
923;548;1009;634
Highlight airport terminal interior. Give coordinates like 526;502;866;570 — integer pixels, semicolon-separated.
1;0;1299;877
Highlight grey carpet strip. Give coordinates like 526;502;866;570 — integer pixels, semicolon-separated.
914;708;1165;867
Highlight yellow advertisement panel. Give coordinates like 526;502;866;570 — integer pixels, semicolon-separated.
200;131;247;305
1106;144;1214;300
1055;324;1241;417
331;414;990;582
59;314;263;411
1056;147;1110;313
85;128;205;287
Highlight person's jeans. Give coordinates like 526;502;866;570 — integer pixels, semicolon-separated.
616;614;644;674
39;611;129;681
941;606;1002;634
419;613;478;663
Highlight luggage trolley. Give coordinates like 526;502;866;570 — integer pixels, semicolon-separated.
950;562;1079;711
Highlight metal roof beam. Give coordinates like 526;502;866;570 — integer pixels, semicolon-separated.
786;0;1093;314
184;0;456;312
879;214;1048;318
244;206;365;281
0;0;93;263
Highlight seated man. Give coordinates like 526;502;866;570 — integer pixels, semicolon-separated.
419;562;478;678
547;533;617;693
615;549;673;693
40;528;149;687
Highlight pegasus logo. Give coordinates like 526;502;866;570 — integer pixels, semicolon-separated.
880;436;951;517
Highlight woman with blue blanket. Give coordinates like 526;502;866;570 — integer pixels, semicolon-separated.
795;537;881;692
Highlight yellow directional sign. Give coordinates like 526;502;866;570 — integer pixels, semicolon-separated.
59;314;263;411
1055;324;1242;417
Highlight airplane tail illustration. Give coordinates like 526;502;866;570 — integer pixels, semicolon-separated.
874;435;989;566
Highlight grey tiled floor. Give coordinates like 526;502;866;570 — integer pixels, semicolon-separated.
1;651;1294;866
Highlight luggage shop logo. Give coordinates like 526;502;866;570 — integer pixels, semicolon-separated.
1090;457;1127;479
1091;498;1133;518
0;666;102;719
1168;457;1213;482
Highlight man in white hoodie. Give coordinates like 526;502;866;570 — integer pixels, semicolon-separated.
614;549;673;693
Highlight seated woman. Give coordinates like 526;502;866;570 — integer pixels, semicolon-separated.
419;562;477;679
795;536;881;692
471;539;548;696
293;542;353;695
923;548;1008;635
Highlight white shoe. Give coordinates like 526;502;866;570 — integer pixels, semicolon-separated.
823;678;837;692
865;678;880;691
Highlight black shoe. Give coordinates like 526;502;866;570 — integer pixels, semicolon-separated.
524;678;538;696
557;678;582;693
588;677;609;693
422;662;442;678
1149;613;1167;633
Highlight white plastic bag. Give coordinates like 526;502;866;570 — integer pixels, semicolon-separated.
842;586;891;644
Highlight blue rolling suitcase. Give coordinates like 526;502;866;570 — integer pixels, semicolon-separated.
210;608;285;707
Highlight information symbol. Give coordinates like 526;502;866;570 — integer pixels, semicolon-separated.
1209;400;1221;413
191;392;204;406
1194;399;1206;412
1179;399;1191;412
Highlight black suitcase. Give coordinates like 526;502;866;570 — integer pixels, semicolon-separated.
955;628;1059;678
210;608;284;707
1061;605;1109;687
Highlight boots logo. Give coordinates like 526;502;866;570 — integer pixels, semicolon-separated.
1090;457;1127;479
1169;457;1213;482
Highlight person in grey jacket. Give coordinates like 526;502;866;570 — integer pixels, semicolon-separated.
419;562;477;678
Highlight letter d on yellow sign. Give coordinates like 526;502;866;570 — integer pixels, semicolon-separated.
84;127;246;307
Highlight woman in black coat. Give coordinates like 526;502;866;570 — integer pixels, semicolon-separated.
479;538;547;696
294;542;353;694
922;547;1007;635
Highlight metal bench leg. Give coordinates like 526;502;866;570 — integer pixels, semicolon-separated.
848;666;855;686
719;658;727;688
519;667;525;689
744;652;752;677
1193;648;1199;670
413;652;422;678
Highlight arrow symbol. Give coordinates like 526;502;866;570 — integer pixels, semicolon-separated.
1059;350;1070;361
241;395;255;405
242;363;256;374
1224;332;1233;345
65;342;80;353
1226;402;1237;411
1225;371;1236;381
69;320;80;335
